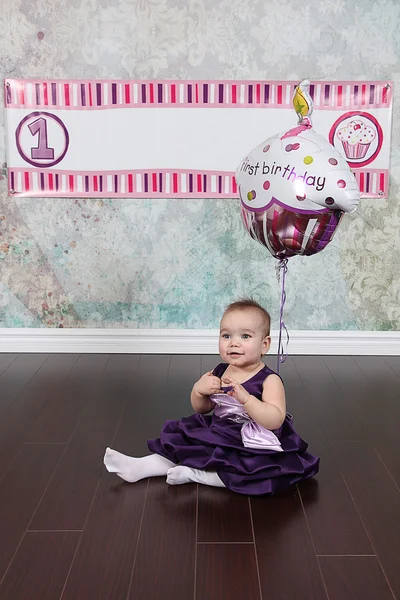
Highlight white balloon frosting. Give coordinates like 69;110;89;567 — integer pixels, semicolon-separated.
236;126;360;215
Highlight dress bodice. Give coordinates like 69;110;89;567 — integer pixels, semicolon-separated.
212;362;277;400
209;363;283;452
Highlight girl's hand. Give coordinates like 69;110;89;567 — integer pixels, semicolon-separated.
194;371;222;396
221;375;251;405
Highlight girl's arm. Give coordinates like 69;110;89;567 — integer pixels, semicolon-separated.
245;374;286;429
222;374;286;430
190;371;222;414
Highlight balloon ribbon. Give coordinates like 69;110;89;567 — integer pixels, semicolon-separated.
276;258;289;373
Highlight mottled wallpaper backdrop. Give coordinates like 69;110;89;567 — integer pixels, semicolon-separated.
0;0;399;331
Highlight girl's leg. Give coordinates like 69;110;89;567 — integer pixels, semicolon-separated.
166;466;225;488
104;448;175;483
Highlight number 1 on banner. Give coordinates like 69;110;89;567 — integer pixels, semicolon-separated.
29;117;55;160
15;111;69;168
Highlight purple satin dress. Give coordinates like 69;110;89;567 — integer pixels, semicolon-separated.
148;363;319;496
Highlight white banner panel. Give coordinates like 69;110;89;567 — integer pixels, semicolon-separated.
4;79;393;198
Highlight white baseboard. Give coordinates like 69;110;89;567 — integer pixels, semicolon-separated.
1;328;400;355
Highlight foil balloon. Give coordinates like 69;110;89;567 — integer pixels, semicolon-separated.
235;79;360;260
235;79;361;372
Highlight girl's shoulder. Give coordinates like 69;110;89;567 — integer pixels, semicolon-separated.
258;365;284;391
261;363;277;375
212;363;229;378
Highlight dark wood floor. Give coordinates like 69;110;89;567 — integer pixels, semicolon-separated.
0;353;399;599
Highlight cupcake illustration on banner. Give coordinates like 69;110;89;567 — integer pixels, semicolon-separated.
329;111;383;168
337;120;376;159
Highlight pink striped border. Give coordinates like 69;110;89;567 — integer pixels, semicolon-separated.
8;168;239;198
352;168;389;198
8;167;389;199
4;79;393;111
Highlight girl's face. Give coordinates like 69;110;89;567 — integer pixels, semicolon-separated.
219;309;271;369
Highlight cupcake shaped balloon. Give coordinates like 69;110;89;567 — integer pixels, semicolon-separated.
235;79;360;260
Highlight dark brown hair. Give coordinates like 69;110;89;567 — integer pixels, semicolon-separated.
223;298;271;337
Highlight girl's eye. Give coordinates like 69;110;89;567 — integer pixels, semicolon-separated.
222;334;230;339
242;334;251;339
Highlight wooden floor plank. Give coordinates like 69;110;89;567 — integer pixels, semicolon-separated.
319;556;395;600
100;354;141;385
24;354;79;389
251;488;328;600
128;477;197;600
324;356;400;488
0;354;49;418
354;356;400;389
26;383;95;444
351;356;400;423
0;532;80;600
322;355;379;427
298;456;373;556
61;473;148;600
323;356;398;420
352;357;400;432
333;441;400;598
197;486;253;543
27;356;139;532
372;439;400;491
162;355;201;421
281;358;372;556
383;356;400;377
0;443;65;580
0;354;79;442
59;353;109;384
0;354;18;376
293;356;366;441
196;544;260;600
279;357;331;450
200;355;220;375
30;379;127;531
0;440;21;481
111;355;171;457
26;355;116;443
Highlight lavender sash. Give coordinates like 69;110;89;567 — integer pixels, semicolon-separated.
210;393;283;452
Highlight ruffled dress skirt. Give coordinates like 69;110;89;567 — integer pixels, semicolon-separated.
148;412;319;496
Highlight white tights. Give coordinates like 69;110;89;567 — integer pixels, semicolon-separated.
104;448;225;488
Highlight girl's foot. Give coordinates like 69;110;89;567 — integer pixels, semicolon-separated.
166;466;225;488
104;448;174;483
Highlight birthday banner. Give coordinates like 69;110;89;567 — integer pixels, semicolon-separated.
4;78;393;199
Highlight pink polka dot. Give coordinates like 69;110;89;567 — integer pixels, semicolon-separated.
285;144;293;152
37;31;44;40
329;158;338;165
296;194;306;201
263;145;270;152
291;143;300;150
263;181;270;190
325;197;335;206
337;180;346;188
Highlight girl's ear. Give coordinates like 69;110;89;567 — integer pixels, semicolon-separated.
262;336;271;354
